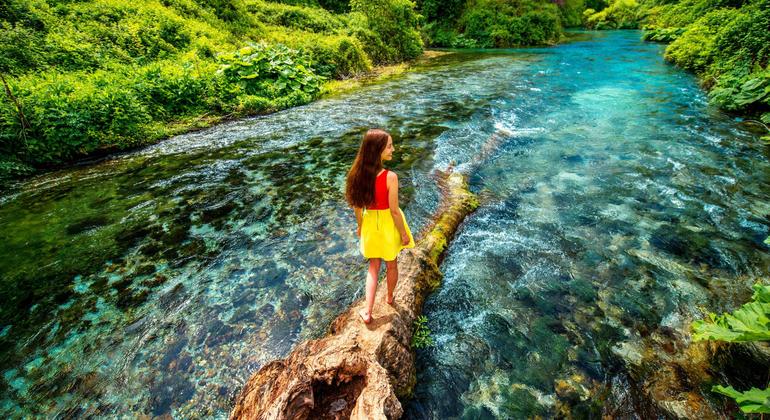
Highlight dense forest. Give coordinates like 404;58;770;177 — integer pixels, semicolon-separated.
0;0;767;183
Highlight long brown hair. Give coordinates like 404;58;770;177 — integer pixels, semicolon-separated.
346;129;390;208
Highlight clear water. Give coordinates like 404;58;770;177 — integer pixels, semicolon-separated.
0;31;768;418
405;32;770;418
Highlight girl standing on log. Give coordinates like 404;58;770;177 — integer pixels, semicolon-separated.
346;129;415;324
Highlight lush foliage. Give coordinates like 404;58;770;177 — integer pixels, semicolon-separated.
412;315;435;349
419;0;565;48
712;385;770;414
692;283;770;414
0;0;424;181
218;42;324;100
584;0;642;29
350;0;424;62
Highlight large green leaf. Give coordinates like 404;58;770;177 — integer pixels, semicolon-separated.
692;284;770;342
713;385;770;413
753;283;770;304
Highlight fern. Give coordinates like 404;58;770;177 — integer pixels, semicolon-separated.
412;315;434;349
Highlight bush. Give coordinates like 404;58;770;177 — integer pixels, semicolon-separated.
649;0;770;115
663;10;732;72
350;0;423;62
584;0;641;29
433;0;561;48
217;42;324;99
267;29;372;77
559;0;587;27
0;23;48;74
7;71;152;163
134;60;218;119
249;1;345;33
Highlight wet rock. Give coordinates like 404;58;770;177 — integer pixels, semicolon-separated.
141;274;168;288
200;201;236;224
161;224;189;246
135;264;156;277
649;226;728;271
229;306;256;324
612;340;644;367
115;289;150;310
138;241;163;257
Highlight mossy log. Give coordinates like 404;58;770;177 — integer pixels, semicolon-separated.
230;169;478;419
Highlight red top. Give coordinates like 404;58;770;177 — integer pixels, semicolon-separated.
368;170;390;210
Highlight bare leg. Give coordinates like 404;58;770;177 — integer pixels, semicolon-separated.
385;259;398;305
359;258;381;324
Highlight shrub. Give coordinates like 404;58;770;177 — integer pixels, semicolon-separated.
559;0;587;27
267;29;372;77
350;0;423;63
585;0;641;29
663;10;732;72
217;42;324;99
249;1;345;33
8;71;152;163
134;60;217;119
450;0;562;48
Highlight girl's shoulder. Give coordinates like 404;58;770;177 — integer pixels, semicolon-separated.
386;170;398;184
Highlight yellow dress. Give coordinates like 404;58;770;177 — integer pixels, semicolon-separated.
359;169;415;261
360;208;415;261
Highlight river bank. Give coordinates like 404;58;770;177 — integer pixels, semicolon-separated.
0;50;444;193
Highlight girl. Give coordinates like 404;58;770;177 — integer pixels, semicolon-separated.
346;129;415;324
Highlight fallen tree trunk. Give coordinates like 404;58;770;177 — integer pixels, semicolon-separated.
230;168;478;419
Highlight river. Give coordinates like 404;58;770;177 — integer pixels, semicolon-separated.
1;31;768;418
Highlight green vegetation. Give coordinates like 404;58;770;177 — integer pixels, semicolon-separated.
583;0;642;29
2;0;767;183
0;0;423;183
693;284;770;342
418;0;568;48
412;315;434;348
712;385;770;414
692;283;770;414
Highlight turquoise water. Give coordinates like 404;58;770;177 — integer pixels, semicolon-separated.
0;31;768;417
405;32;770;417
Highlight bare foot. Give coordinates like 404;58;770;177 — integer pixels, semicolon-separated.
358;309;372;324
386;295;394;305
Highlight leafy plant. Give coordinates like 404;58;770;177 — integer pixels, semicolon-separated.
713;385;770;414
412;315;434;349
217;42;324;99
692;283;770;414
692;284;770;342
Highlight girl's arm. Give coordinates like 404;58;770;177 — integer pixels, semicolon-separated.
354;207;362;236
387;172;409;245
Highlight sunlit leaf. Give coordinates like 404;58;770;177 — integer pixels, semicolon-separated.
713;385;770;413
